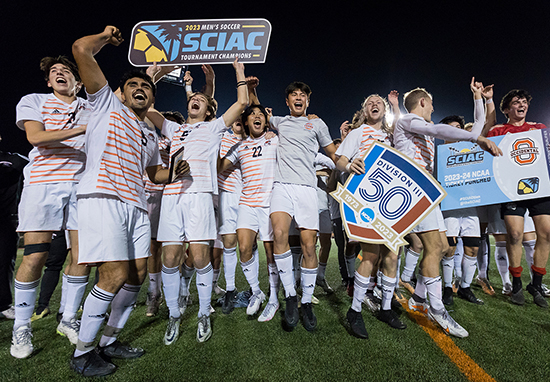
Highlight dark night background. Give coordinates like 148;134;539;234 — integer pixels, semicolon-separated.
2;1;550;157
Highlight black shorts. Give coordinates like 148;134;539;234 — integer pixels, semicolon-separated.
501;196;550;217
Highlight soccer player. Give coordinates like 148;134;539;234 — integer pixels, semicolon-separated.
336;92;406;338
269;81;336;331
394;79;501;338
69;26;187;377
146;59;248;345
220;104;280;321
11;55;91;359
487;89;549;308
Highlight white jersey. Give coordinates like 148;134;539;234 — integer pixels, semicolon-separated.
217;130;243;194
162;117;228;195
76;84;162;211
226;134;278;208
270;115;333;188
336;124;390;160
16;93;90;186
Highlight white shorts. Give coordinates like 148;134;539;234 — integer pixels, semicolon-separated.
17;182;78;232
443;209;480;238
318;209;332;234
78;197;151;264
218;190;240;236
157;193;217;242
146;190;163;239
412;205;445;234
237;204;273;241
270;182;319;231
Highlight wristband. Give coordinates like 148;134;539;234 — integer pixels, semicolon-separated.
236;81;247;88
485;98;493;104
185;85;192;93
345;163;352;173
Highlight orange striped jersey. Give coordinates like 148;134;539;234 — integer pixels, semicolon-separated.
217;131;243;193
77;84;162;211
162;117;228;195
144;134;171;193
16;93;90;186
335;124;390;161
225;134;278;207
394;114;436;174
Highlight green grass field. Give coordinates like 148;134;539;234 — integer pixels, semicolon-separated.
1;242;549;382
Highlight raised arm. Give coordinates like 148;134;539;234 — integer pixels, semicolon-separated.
469;77;486;137
480;83;496;136
247;76;260;105
202;64;215;98
72;26;123;94
220;59;249;127
388;90;400;132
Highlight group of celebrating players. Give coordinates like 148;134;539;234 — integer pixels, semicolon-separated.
7;25;549;377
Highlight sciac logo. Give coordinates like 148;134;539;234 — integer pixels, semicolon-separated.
446;145;484;167
304;122;314;131
517;177;539;195
132;25;173;63
510;138;539;165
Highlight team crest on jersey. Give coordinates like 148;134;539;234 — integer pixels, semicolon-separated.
331;142;446;252
304;123;314;131
129;19;271;66
510;138;539;165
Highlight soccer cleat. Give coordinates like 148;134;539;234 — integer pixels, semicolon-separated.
362;290;381;313
502;283;512;296
197;315;212;343
399;278;416;295
442;287;454;306
246;290;266;315
98;340;144;359
258;301;279;322
284;295;299;327
510;288;525;306
146;293;162;317
311;295;320;305
57;317;81;345
1;305;15;320
31;306;50;321
378;309;407;330
222;289;238;314
70;348;117;377
541;284;550;298
301;302;317;331
316;278;334;294
178;294;189;316
428;307;468;338
213;283;225;296
408;295;429;315
476;277;496;296
457;287;484;305
526;284;548;308
164;316;181;345
11;325;33;359
346;308;368;339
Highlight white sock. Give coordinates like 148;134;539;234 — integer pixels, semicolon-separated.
523;240;536;280
424;275;444;311
196;263;213;317
274;251;296;297
395;254;402;289
414;274;426;299
477;236;488;279
300;267;317;304
161;265;181;319
453;246;463;280
241;255;260;294
351;272;369;312
494;241;510;285
14;279;39;329
75;286;114;357
267;263;279;304
223;246;238;291
59;273;68;314
461;255;478;288
148;272;161;297
441;256;454;288
62;275;89;322
401;247;420;282
99;284;141;347
380;274;396;311
180;263;195;297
